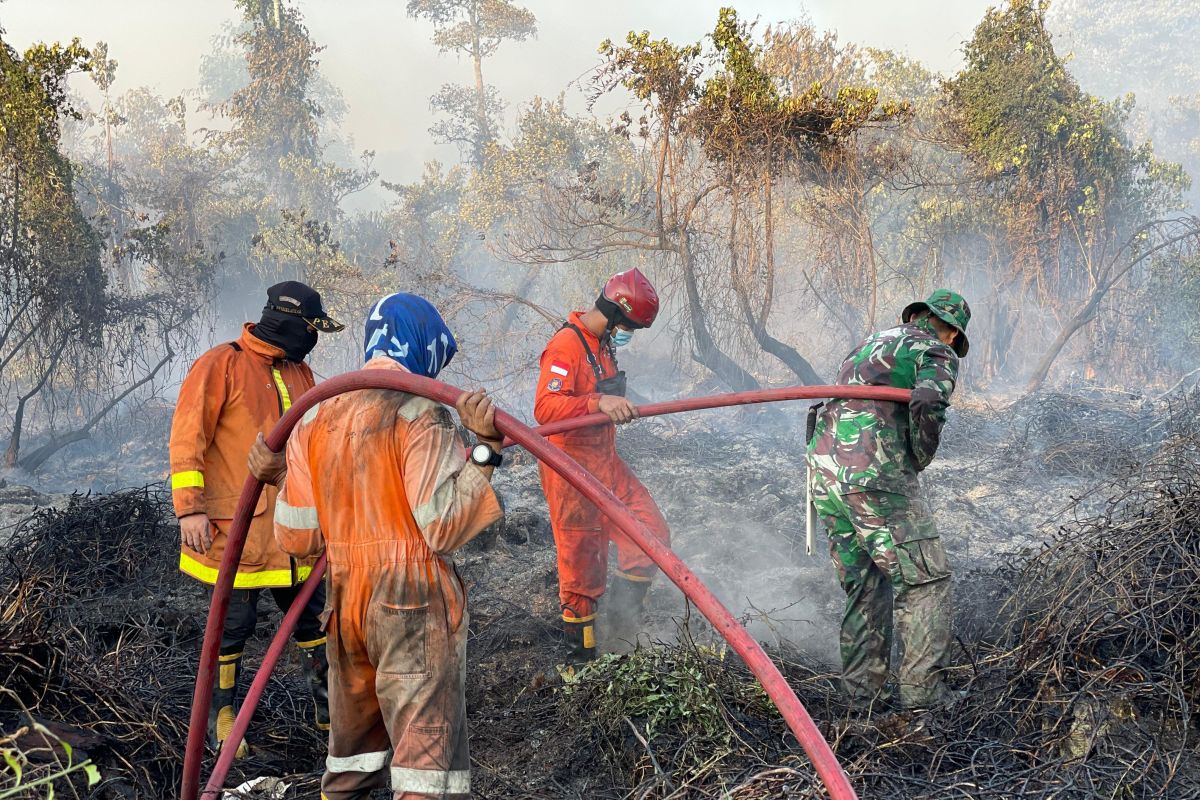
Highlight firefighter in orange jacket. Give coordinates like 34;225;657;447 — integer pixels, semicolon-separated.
535;268;671;662
272;292;502;799
169;281;343;757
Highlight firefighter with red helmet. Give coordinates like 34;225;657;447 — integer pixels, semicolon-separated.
534;268;671;662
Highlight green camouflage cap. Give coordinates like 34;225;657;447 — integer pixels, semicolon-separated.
902;289;971;357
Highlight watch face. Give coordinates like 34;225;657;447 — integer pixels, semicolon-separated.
471;444;492;464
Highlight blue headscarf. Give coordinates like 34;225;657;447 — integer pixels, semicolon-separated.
363;293;458;377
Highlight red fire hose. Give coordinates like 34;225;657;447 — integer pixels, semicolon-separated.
506;384;912;446
185;373;910;800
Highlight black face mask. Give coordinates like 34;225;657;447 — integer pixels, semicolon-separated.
255;310;318;362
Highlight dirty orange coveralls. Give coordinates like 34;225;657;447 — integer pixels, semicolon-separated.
275;357;502;800
170;323;318;588
534;311;671;624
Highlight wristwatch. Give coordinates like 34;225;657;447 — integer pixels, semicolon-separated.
470;442;503;468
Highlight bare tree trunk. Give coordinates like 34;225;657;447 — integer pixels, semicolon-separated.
9;165;18;258
19;348;174;473
654;125;670;243
728;172;823;386
470;7;490;169
1025;296;1099;394
680;238;760;391
5;348;61;467
736;289;824;385
1025;221;1200;394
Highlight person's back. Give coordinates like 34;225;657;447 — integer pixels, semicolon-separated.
805;289;970;710
284;358;498;624
809;321;959;496
275;294;503;800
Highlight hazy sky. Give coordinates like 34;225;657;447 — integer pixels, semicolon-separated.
1;0;994;199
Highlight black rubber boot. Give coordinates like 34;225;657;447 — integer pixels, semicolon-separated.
605;575;651;649
298;639;331;732
208;651;250;759
562;616;597;664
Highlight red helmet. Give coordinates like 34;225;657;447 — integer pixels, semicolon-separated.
601;268;659;329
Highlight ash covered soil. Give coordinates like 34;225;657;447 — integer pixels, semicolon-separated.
2;388;1193;798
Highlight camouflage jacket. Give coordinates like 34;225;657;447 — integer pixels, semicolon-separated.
807;321;959;495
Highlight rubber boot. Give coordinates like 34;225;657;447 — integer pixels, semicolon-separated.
208;652;250;759
298;638;331;731
562;614;597;664
605;574;651;650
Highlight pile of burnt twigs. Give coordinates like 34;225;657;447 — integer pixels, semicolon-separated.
476;432;1200;799
0;488;324;798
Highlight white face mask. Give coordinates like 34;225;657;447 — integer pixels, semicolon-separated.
612;329;634;348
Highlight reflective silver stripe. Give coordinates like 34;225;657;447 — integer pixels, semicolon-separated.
398;395;437;422
301;401;322;425
412;477;455;530
275;497;319;529
326;750;391;773
390;767;470;795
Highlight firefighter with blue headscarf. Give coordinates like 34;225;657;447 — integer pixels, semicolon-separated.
267;292;505;799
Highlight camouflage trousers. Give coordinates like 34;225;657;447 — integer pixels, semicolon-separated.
810;480;952;708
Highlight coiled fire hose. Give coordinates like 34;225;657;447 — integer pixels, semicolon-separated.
183;372;911;800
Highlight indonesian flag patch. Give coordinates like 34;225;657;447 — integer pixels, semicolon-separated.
549;361;570;377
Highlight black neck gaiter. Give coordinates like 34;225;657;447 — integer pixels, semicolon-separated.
254;310;317;362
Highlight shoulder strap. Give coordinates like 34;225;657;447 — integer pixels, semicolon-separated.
228;341;242;352
562;323;604;379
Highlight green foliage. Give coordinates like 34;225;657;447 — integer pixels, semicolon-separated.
429;82;505;155
695;7;909;169
408;0;537;168
0;34;106;340
596;31;703;131
866;47;938;106
407;0;536;59
218;0;323;205
945;0;1184;220
464;96;634;229
1050;0;1200;210
568;647;728;739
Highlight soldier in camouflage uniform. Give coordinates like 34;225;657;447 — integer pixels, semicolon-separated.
806;289;971;709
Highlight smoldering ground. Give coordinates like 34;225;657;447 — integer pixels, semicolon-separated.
5;385;1198;798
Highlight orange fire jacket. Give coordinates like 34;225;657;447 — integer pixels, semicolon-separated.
168;323;317;588
274;356;502;631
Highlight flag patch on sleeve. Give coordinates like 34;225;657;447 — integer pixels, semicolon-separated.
549;361;569;377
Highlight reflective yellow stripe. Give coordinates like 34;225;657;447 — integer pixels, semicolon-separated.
272;368;292;412
297;564;314;582
296;636;326;649
179;551;301;588
616;570;652;583
219;661;237;690
562;612;597;623
217;652;243;663
582;624;595;650
171;470;205;490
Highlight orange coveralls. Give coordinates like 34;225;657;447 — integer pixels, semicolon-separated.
169;323;318;588
534;311;671;623
275;357;502;800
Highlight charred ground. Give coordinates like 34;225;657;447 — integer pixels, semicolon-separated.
3;389;1200;798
